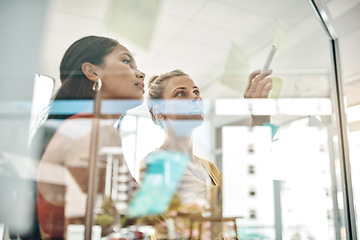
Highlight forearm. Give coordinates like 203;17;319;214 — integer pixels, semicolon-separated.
251;115;270;127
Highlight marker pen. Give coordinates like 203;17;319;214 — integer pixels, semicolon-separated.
262;45;277;72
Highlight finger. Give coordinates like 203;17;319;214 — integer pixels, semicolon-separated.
246;80;258;97
255;78;272;98
244;88;256;98
246;69;261;92
245;69;273;98
262;82;272;97
254;77;272;98
253;69;273;85
246;76;269;98
244;90;251;98
251;70;272;97
248;69;261;83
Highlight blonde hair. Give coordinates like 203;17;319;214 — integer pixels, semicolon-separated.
147;69;189;126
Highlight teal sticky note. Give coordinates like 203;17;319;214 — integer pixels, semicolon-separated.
126;150;189;218
263;123;279;140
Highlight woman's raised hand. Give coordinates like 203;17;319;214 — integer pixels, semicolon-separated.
244;69;272;98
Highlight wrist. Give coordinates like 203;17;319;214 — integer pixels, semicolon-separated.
251;115;270;126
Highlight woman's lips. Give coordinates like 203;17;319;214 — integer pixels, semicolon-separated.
135;82;145;92
188;106;203;115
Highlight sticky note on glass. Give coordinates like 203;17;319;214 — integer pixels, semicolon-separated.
273;18;288;52
221;42;249;94
269;77;283;99
105;0;162;50
263;18;288;72
126;150;189;218
263;123;280;140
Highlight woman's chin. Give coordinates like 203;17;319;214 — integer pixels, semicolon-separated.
101;98;144;114
167;118;204;131
123;97;144;110
186;114;204;121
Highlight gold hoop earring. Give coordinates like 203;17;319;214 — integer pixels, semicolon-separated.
92;79;102;92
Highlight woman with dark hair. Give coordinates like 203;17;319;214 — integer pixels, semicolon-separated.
32;35;145;239
55;36;145;101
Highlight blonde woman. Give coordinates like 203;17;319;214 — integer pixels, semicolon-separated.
139;69;272;238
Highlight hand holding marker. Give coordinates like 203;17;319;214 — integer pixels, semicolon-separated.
263;18;288;98
257;19;288;139
245;20;287;99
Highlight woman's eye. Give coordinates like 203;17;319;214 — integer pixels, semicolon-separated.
175;91;185;97
123;59;131;65
194;90;200;96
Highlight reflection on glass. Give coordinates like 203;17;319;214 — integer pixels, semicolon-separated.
35;117;135;238
1;0;352;239
29;74;54;143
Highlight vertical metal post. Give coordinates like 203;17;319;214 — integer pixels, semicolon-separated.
328;128;342;240
105;153;113;198
309;0;357;239
330;37;357;240
85;92;102;240
273;180;282;240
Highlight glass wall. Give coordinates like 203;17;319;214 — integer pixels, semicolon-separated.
0;0;356;239
328;0;360;239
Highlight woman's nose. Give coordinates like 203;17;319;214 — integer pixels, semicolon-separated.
136;69;145;81
192;94;201;100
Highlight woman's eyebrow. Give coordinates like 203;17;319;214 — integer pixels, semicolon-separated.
120;52;133;60
172;86;199;93
172;87;186;93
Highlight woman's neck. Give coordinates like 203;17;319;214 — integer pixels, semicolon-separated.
161;127;194;155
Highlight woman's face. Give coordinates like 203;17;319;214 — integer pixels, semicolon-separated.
98;44;145;100
160;76;204;121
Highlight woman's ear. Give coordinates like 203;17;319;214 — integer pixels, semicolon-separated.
153;105;166;121
81;62;99;82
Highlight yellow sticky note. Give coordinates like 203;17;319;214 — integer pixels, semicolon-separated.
221;42;249;94
270;76;283;99
105;0;162;50
273;18;288;52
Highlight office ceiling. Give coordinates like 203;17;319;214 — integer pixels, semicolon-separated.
38;0;360;105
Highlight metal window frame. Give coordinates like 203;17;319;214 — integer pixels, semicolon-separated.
309;0;357;239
